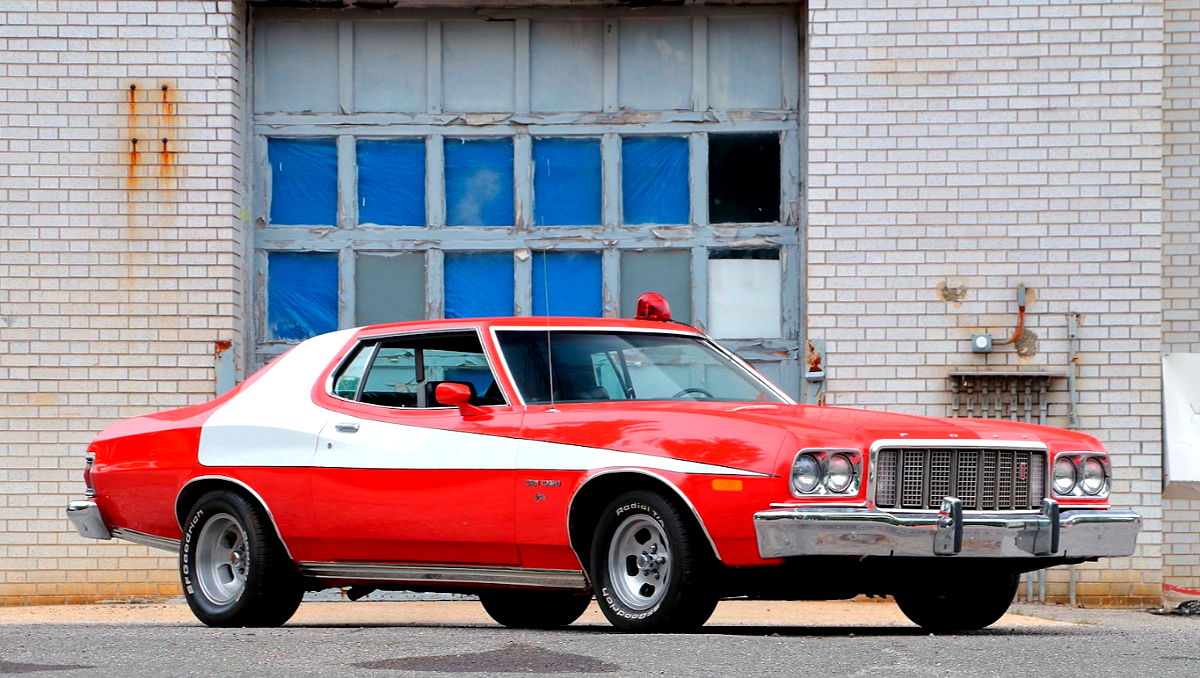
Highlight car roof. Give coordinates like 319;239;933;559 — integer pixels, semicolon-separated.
351;316;705;337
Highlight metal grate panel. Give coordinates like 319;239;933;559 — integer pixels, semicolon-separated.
873;447;1047;511
929;450;952;507
875;450;897;506
998;450;1014;508
1029;454;1045;508
1014;451;1029;508
957;450;978;508
901;450;925;508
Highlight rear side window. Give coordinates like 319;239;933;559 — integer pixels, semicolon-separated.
332;343;374;399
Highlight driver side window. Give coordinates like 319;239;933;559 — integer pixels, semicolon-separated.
333;331;505;409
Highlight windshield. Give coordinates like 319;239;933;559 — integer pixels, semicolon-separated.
495;330;787;405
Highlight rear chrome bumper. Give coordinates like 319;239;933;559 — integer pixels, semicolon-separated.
755;498;1141;559
66;500;112;540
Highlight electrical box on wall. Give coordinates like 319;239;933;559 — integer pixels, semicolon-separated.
971;333;993;353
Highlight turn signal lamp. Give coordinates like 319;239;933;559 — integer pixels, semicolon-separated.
635;292;672;322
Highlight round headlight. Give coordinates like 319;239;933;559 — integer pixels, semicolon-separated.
1080;458;1105;495
792;454;821;494
825;454;854;493
1052;458;1077;495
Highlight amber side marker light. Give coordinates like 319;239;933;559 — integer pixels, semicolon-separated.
712;479;743;492
635;292;672;321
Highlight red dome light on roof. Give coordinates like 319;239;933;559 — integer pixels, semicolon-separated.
635;292;672;322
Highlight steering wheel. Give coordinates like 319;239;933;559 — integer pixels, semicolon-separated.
672;387;716;399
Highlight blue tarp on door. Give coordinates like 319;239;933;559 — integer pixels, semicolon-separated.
621;136;689;225
445;138;514;227
268;251;339;341
357;139;426;226
444;252;515;318
533;138;602;226
532;251;602;317
269;138;338;226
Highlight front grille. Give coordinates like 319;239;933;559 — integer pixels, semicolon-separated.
872;447;1047;511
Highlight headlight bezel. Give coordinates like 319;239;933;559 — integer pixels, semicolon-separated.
1051;452;1111;500
790;448;862;498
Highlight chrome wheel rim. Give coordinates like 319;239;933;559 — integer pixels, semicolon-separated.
195;513;249;606
606;514;670;611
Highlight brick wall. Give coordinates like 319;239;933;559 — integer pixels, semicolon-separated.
0;0;247;605
806;0;1167;606
1160;0;1200;601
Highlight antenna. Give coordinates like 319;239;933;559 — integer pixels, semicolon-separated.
540;219;558;412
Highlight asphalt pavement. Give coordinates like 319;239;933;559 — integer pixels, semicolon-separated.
1;599;1198;677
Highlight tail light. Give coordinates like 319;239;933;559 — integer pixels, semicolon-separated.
84;454;96;497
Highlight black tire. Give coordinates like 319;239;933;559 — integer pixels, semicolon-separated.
589;489;718;632
479;590;592;629
894;571;1020;632
181;489;303;627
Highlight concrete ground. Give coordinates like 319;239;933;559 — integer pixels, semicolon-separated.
0;599;1197;677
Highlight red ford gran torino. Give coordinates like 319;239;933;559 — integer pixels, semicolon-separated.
67;297;1141;631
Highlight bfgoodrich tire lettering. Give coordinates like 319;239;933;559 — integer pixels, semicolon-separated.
589;489;718;632
894;571;1020;632
181;490;303;628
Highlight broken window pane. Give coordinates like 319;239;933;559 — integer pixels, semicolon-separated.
269;138;338;226
533;137;601;226
356;252;426;325
708;133;780;224
268;251;338;341
445;138;514;227
620;249;691;323
444;252;514;318
707;249;781;339
622;136;689;225
357;139;426;226
532;251;602;317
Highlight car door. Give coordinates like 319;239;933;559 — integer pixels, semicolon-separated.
311;329;522;565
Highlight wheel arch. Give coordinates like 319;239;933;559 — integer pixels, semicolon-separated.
566;469;721;573
175;475;295;561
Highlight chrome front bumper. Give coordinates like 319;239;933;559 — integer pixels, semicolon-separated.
66;500;112;540
755;498;1141;559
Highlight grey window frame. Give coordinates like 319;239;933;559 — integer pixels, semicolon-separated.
251;4;807;398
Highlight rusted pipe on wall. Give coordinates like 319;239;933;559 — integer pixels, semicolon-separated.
993;284;1027;346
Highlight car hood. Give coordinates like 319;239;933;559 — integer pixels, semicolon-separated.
520;401;1101;480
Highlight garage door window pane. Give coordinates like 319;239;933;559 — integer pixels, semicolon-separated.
620;250;691;323
445;138;514;227
357;139;426;227
532;251;602;317
533;138;601;226
356;252;426;325
269;138;338;226
268;251;338;341
622;137;689;225
708;249;781;339
709;134;780;224
445;252;514;318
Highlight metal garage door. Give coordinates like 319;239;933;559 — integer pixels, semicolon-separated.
251;5;805;397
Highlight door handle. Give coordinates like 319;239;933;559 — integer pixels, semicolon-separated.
335;422;360;433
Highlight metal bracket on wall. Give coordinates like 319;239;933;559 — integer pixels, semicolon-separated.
804;339;826;406
1067;312;1079;430
215;340;236;396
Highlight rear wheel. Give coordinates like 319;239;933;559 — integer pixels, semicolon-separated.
479;590;592;629
590;490;718;632
894;571;1020;632
181;490;303;627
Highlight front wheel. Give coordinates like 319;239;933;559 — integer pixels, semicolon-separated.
181;490;303;627
894;571;1020;632
479;590;592;629
590;490;718;632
